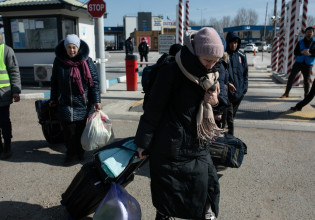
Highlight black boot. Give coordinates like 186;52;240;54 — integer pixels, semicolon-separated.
1;139;12;159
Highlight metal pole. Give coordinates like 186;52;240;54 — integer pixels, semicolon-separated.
273;0;278;38
96;16;106;94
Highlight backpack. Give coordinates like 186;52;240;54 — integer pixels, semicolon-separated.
141;53;173;110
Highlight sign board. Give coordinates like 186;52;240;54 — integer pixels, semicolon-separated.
158;34;175;54
88;0;106;18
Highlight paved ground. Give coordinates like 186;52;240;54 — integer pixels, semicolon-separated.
0;51;314;220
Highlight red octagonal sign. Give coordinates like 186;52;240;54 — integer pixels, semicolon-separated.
87;0;106;18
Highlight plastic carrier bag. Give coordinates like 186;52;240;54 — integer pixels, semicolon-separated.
81;110;112;151
93;181;141;220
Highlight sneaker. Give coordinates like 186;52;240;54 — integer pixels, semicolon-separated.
280;93;289;98
205;211;215;220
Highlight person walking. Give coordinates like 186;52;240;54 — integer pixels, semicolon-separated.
135;27;224;220
280;26;315;98
225;31;248;135
290;80;315;111
0;32;21;159
138;38;149;67
50;34;101;166
125;37;134;55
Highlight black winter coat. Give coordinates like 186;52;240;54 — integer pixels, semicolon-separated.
138;42;149;55
134;46;220;218
50;40;100;122
125;39;134;55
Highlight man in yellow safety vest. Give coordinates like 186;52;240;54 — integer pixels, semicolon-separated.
0;32;21;159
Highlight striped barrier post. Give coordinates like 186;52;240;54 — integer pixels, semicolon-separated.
301;0;313;84
277;0;286;74
292;0;302;86
286;0;298;79
176;0;184;44
271;37;279;72
301;0;308;34
184;0;189;31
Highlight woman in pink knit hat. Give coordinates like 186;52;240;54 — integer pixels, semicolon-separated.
135;27;224;220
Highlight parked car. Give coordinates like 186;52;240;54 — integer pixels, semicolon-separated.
255;41;268;52
244;43;258;53
267;44;272;53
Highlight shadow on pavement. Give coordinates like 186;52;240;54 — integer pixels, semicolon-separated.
6;140;90;167
0;201;92;220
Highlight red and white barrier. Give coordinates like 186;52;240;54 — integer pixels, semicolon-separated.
176;0;184;44
184;0;190;31
301;0;308;34
271;37;279;72
286;0;297;78
277;0;286;74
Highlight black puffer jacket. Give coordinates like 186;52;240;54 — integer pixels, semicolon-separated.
50;40;100;122
134;41;220;218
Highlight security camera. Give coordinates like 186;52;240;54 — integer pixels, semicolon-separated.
271;16;275;20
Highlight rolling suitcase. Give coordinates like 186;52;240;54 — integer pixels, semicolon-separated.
35;99;64;144
61;138;147;220
61;162;109;220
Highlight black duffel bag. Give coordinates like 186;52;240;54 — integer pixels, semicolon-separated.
209;133;247;168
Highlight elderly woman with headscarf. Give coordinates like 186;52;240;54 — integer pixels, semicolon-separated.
50;34;101;166
135;27;224;220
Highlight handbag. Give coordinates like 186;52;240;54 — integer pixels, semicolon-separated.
93;181;141;220
209;133;247;168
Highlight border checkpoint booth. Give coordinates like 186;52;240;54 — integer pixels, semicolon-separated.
0;0;96;85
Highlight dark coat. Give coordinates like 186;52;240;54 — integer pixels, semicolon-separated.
226;31;248;103
134;46;220;219
138;41;149;55
213;59;229;115
125;38;134;55
50;40;100;122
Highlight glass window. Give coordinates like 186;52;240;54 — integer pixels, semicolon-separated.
10;17;58;49
62;18;76;39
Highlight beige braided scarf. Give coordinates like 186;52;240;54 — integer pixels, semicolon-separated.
175;51;223;143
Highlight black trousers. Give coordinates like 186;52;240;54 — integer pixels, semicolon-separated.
285;62;312;97
62;120;86;156
140;54;148;67
0;105;12;142
226;96;244;135
296;80;315;109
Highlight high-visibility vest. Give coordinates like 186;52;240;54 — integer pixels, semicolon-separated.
0;44;11;89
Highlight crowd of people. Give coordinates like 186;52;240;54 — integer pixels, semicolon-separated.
1;25;314;220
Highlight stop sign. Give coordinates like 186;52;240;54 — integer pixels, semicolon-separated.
87;0;106;18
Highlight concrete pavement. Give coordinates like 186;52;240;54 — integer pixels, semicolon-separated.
1;52;314;220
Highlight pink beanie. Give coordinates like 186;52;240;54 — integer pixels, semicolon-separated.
194;27;224;57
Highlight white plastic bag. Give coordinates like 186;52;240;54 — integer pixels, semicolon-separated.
81;110;112;151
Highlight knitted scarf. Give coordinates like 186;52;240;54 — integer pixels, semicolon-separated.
175;50;223;143
62;57;94;95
